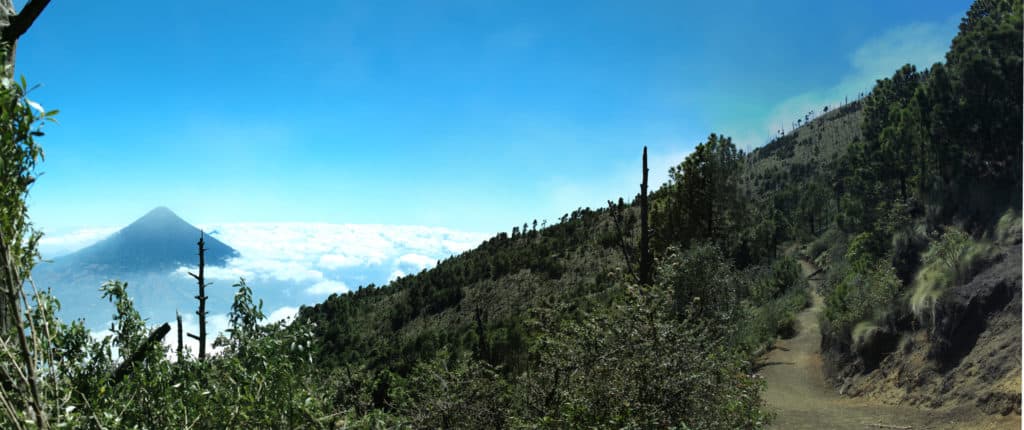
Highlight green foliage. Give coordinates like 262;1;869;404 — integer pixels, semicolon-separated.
312;250;778;428
512;281;770;429
652;133;747;258
851;321;882;351
922;227;971;284
806;227;842;262
823;241;903;342
993;208;1021;245
735;257;811;353
215;277;265;357
2;275;332;429
658;243;740;325
0;74;59;428
100;280;148;357
0;76;54;272
910;226;996;327
4;1;1019;427
296;10;1024;412
303;206;619;378
392;349;509;429
836;0;1021;233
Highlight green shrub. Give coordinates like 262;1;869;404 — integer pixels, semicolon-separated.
513;282;770;429
392;349;510;429
658;243;741;326
822;239;903;342
735;260;810;354
747;260;802;304
806;227;843;261
5;277;333;429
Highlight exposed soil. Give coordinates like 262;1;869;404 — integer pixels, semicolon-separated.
759;260;1020;429
835;244;1022;419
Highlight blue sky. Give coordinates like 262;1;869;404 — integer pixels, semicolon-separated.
18;0;969;235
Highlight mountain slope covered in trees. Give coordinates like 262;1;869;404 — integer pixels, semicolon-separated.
298;0;1022;424
0;0;1019;428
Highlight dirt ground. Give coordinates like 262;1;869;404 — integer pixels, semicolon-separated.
759;260;1020;429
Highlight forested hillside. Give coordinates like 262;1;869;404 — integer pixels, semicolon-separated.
298;0;1022;424
0;0;1019;428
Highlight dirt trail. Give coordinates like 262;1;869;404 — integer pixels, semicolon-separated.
760;260;1016;429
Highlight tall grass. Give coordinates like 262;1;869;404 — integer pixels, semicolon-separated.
993;208;1022;245
909;226;996;328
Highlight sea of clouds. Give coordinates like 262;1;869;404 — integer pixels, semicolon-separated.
43;222;490;357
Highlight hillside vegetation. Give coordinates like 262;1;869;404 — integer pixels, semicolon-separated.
0;0;1019;428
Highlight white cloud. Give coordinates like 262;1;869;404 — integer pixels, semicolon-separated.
740;19;959;150
305;280;349;296
266;306;299;324
179;222;487;290
101;307;297;362
46;222;488;328
88;313;231;361
397;253;436;271
162;312;230;360
388;269;405;283
38;227;119;258
173;265;254;282
318;254;364;269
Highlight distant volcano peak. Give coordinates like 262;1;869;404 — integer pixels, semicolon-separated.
53;207;238;272
140;206;178;219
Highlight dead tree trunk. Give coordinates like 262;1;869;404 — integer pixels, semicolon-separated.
176;311;183;361
111;323;171;384
188;233;208;359
639;146;653;286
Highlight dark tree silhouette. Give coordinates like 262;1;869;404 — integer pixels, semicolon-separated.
188;233;210;359
639;146;652;286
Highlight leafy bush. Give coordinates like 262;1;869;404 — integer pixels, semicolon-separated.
822;239;903;342
391;349;510;429
3;278;331;429
658;243;741;326
806;227;842;261
737;259;811;352
512;282;770;429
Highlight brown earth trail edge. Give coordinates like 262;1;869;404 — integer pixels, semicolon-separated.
760;260;1019;430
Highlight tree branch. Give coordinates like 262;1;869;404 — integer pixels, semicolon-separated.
111;323;171;384
1;0;51;43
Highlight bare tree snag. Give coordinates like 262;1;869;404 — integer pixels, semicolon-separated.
639;146;653;286
176;311;183;360
111;322;171;384
188;233;209;359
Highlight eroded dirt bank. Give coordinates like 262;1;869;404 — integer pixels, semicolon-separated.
760;260;1019;430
